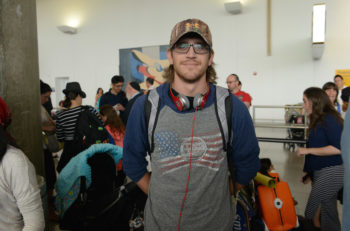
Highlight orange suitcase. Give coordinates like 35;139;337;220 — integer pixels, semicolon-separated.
257;173;297;231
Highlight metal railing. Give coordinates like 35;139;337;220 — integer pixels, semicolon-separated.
252;105;308;144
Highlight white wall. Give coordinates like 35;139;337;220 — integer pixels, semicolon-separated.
36;0;350;120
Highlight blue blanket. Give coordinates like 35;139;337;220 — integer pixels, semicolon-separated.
55;143;123;217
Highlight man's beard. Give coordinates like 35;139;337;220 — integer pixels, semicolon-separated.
174;67;207;84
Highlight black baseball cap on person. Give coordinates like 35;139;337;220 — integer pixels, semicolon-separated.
341;87;350;103
111;75;124;84
129;81;141;92
62;82;86;98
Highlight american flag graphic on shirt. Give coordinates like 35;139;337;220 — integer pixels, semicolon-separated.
154;129;224;174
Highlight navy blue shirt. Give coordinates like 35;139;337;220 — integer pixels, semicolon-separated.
122;83;260;185
303;114;343;172
99;90;128;108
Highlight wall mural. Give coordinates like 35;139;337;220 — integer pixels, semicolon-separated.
119;45;169;89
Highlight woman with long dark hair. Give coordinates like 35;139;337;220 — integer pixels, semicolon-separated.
99;105;125;185
322;82;341;114
94;87;104;112
99;104;125;147
55;82;98;172
297;87;344;231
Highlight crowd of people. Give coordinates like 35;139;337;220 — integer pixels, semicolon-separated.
1;18;349;231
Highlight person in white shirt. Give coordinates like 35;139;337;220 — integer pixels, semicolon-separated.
0;97;45;231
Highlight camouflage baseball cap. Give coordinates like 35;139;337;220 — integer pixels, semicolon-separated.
169;18;212;49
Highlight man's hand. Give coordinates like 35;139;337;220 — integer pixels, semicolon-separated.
136;172;151;195
229;177;244;195
115;103;125;112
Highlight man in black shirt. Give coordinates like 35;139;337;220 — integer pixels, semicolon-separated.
99;75;128;115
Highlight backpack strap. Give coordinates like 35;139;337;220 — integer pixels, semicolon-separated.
145;89;161;154
214;86;235;194
214;86;232;150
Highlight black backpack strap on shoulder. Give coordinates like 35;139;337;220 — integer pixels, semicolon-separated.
145;89;161;154
214;86;235;194
80;105;92;114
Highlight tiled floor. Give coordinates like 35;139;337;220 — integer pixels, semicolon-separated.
49;127;342;230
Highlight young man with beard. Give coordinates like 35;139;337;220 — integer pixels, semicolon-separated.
123;19;260;231
99;75;128;115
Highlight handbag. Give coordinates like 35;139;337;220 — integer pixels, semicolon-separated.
43;131;60;153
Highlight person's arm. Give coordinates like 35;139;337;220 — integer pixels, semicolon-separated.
116;104;126;112
55;113;64;142
231;96;260;186
243;101;251;109
297;145;341;157
243;92;252;109
123;95;149;190
7;148;45;231
41;106;56;132
136;172;151;195
229;178;244;194
42;125;55;132
297;114;342;157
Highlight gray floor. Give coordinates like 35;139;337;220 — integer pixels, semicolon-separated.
256;127;311;216
49;127;342;230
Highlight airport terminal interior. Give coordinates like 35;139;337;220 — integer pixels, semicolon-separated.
48;127;344;230
1;0;349;230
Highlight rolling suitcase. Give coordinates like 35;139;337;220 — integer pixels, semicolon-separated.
257;173;297;231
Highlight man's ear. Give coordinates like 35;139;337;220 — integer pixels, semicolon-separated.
167;49;173;65
208;51;214;66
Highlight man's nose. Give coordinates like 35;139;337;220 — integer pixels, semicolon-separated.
186;46;196;57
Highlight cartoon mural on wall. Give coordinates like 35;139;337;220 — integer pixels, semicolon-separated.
119;45;169;89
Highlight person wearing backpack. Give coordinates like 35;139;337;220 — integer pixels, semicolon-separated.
123;19;260;231
56;82;105;172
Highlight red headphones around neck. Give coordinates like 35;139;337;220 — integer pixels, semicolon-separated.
169;86;210;111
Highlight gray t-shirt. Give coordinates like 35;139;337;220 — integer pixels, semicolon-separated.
144;103;234;231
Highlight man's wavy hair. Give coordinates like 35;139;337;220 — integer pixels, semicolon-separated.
162;48;217;84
